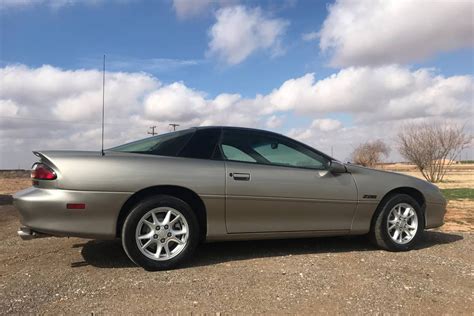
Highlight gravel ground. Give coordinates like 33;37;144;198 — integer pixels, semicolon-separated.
1;204;473;314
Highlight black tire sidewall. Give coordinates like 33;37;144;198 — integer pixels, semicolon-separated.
378;194;425;251
121;195;200;271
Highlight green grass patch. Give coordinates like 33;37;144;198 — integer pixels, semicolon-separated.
441;188;474;200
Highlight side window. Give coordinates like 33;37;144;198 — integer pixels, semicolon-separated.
253;142;325;169
219;129;328;169
179;128;221;159
221;144;256;162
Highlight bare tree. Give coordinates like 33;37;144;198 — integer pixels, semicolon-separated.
397;122;471;183
351;140;390;167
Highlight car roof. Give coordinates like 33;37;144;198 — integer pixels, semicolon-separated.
194;125;283;136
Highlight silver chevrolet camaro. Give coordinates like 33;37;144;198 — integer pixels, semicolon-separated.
14;126;447;270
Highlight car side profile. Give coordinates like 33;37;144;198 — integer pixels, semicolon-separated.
14;126;447;270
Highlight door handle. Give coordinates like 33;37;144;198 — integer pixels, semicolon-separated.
230;172;251;181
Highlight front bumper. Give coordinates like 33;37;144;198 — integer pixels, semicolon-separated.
425;201;447;229
13;187;132;239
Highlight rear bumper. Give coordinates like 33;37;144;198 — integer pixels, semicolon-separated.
425;201;447;229
13;187;132;239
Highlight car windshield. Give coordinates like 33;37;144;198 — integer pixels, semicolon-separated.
109;129;195;156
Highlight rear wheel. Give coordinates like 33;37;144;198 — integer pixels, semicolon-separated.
121;195;200;270
371;194;424;251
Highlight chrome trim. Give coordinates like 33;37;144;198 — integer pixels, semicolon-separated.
17;226;50;240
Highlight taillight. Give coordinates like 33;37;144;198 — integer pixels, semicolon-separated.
31;163;57;180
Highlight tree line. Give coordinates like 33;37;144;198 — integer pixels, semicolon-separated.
350;122;471;183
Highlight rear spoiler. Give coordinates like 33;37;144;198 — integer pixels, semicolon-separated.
32;151;58;171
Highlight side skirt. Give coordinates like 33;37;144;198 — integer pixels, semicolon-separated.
205;229;353;242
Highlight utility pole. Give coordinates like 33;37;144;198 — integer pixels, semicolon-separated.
169;123;180;131
148;126;157;136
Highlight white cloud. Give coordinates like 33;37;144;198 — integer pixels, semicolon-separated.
266;115;284;129
144;83;261;128
287;118;343;152
172;0;215;19
0;64;160;168
144;82;207;122
210;93;241;111
302;32;318;42
311;118;342;132
319;0;474;66
0;64;159;122
287;127;313;142
0;99;19;116
207;6;289;65
265;65;473;122
1;64;472;168
172;0;240;19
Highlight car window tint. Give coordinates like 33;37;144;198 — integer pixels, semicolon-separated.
153;131;194;156
220;129;327;169
110;129;194;157
221;144;256;162
253;142;324;169
179;128;221;159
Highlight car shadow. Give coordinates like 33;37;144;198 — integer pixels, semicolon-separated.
74;230;464;269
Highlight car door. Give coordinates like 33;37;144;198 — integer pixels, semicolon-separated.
219;128;358;233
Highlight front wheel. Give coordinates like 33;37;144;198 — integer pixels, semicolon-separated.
370;194;424;251
121;195;200;271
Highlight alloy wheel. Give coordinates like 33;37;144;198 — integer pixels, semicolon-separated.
135;207;189;261
386;203;418;245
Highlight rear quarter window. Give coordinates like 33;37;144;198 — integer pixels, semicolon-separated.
179;128;221;159
110;129;195;157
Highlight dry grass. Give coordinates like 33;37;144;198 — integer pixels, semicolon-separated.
441;199;474;232
379;163;474;189
0;177;31;195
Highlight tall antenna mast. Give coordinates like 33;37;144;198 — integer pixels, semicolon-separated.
101;54;106;156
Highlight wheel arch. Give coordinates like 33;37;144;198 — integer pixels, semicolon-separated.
370;187;426;229
116;185;207;240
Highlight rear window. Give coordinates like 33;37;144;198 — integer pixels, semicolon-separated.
110;129;195;157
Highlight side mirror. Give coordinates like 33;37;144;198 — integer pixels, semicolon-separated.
328;160;347;173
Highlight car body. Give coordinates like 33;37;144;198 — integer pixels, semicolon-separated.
14;126;447;270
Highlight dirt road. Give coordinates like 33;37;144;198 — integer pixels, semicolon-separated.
1;205;472;314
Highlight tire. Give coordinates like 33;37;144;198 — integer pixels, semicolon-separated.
370;193;424;251
121;195;200;271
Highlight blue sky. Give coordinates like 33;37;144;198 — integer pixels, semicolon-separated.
0;0;473;168
1;0;333;96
